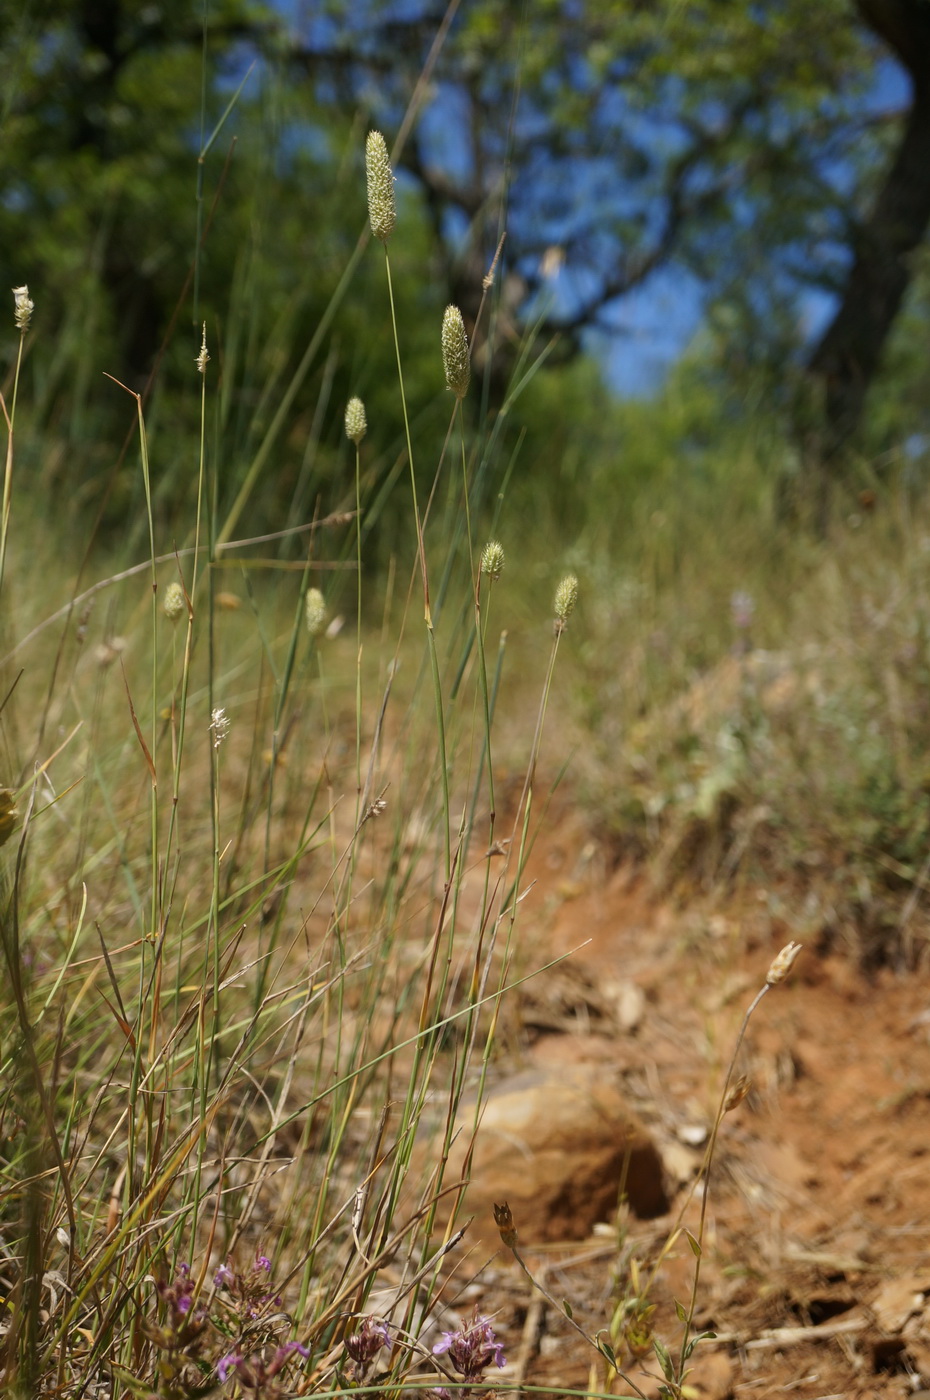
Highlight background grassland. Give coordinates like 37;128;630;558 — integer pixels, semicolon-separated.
3;19;930;1396
0;123;600;1392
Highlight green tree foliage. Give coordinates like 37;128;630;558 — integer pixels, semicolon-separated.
0;0;464;546
299;10;866;343
302;0;930;476
1;0;928;539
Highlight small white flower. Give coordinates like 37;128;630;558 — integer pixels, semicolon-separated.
210;707;230;749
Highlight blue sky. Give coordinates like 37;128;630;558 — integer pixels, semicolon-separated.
261;4;914;400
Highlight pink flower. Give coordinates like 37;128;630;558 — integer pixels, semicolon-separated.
217;1351;243;1383
345;1317;390;1378
432;1307;506;1377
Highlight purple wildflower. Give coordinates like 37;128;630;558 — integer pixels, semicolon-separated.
214;1262;236;1289
345;1316;390;1379
274;1341;308;1364
254;1255;271;1272
217;1351;243;1383
432;1306;506;1378
217;1341;308;1391
155;1261;201;1331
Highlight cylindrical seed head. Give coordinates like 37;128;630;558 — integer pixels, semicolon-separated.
442;305;470;399
365;131;396;245
305;587;326;638
163;581;185;622
345;396;367;444
12;285;33;333
481;540;505;581
554;574;579;632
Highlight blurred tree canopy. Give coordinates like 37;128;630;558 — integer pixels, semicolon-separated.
1;0;928;532
302;0;930;480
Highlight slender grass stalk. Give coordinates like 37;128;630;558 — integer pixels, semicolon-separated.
0;82;614;1400
497;575;578;941
671;941;803;1394
0;288;32;602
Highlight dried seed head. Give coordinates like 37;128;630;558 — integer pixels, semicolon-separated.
483;233;506;291
481;540;505;581
441;304;470;399
493;1201;518;1249
305;587;326;637
766;940;803;986
553;573;579;632
345;396;367;444
12;285;33;333
724;1074;752;1113
163;581;185;622
76;599;94;644
345;1317;390;1380
196;323;210;374
365;131;396;244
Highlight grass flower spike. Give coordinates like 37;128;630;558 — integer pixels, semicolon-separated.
305;587;326;637
554;573;579;631
345;395;367;443
12;285;33;332
481;540;505;581
163;581;185;621
442;304;470;398
196;322;210;374
365;131;396;244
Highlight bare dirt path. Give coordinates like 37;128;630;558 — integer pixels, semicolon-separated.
472;809;930;1399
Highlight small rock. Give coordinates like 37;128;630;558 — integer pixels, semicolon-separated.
686;1348;734;1400
435;1062;668;1245
662;1140;702;1186
607;978;646;1033
871;1274;930;1333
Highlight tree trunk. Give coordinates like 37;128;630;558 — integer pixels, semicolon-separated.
803;0;930;477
